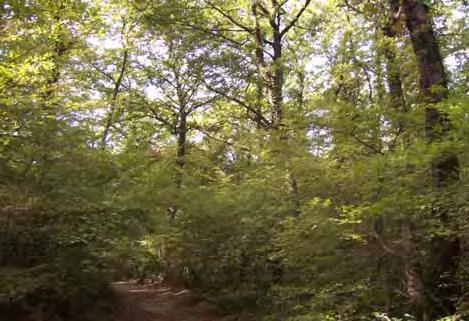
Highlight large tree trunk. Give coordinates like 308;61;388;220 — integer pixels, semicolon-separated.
402;1;460;319
403;0;459;185
403;0;448;104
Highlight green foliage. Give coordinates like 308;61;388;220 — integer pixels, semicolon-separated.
1;0;468;321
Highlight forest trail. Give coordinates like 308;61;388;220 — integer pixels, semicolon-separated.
111;282;242;321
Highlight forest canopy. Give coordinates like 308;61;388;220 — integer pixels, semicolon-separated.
0;0;468;320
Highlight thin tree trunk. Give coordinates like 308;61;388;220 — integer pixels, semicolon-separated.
382;0;407;115
175;111;187;189
252;3;270;129
43;9;69;121
401;218;429;321
37;10;69;187
295;68;305;111
101;49;128;148
271;20;283;124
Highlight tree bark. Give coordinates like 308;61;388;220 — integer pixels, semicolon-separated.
175;111;187;188
403;0;448;105
270;8;283;124
402;1;460;319
252;3;268;129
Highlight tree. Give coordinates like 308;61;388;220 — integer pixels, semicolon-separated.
1;1;468;321
401;1;460;320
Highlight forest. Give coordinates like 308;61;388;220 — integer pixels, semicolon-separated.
0;0;468;320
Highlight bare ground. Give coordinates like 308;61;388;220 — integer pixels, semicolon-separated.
111;282;247;321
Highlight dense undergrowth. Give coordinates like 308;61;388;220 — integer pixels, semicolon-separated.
1;0;468;320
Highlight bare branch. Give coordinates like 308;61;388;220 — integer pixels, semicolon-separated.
280;0;312;37
188;96;218;113
334;129;385;155
204;0;254;34
371;226;398;256
350;133;384;155
91;63;115;83
148;106;173;128
339;0;364;15
101;48;129;147
204;83;271;128
257;2;271;16
192;124;251;151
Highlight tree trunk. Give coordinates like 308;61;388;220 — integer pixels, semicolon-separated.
401;218;429;321
382;0;407;115
101;49;128;148
271;19;283;124
403;0;448;104
176;112;187;173
252;3;267;129
402;1;460;319
167;111;187;222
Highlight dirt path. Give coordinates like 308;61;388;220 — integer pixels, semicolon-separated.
111;282;242;321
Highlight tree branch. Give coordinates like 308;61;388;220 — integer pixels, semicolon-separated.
192;124;251;151
372;226;398;257
148;106;173;128
345;132;384;155
281;0;311;37
204;83;271;128
204;0;254;34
